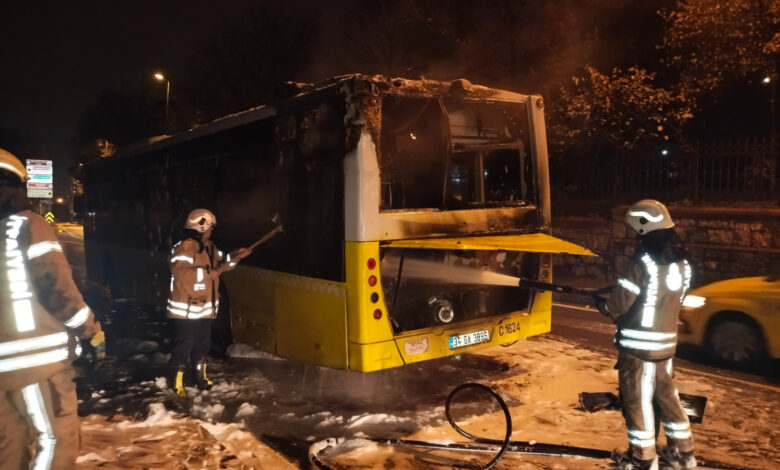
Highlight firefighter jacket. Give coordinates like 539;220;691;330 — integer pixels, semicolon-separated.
167;238;236;320
0;211;100;389
605;250;692;361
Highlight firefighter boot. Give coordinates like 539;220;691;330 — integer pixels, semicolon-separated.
194;360;213;390
613;452;659;470
658;447;697;469
172;365;187;397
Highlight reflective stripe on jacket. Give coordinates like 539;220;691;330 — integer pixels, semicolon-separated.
0;211;99;389
606;252;692;361
166;238;235;320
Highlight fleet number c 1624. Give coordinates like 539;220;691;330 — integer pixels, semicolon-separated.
498;321;522;337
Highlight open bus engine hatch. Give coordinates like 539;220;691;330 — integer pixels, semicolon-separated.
381;233;596;256
379;233;594;334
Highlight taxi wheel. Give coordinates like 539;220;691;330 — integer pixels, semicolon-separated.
706;315;765;364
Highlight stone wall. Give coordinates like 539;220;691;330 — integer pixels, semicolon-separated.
552;207;780;287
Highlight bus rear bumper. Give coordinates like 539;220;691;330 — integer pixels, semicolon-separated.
347;310;551;372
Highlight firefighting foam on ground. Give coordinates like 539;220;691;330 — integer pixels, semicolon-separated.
72;297;779;469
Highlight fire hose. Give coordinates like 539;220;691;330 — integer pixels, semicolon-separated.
517;278;616;320
309;382;758;470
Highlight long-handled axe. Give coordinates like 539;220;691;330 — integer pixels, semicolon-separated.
247;213;284;251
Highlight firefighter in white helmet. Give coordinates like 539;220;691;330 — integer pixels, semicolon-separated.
0;148;105;469
167;209;251;397
601;199;697;470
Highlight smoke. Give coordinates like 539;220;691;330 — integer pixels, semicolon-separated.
299;0;661;99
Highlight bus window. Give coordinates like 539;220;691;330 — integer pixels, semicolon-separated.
379;96;534;211
445;100;534;209
379;97;447;210
448;148;529;208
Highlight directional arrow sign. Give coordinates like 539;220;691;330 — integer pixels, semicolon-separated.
45;212;54;223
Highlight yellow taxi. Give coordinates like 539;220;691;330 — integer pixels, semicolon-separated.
678;275;780;364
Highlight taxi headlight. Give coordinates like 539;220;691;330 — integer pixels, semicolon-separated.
682;295;706;309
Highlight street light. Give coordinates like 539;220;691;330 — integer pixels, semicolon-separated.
154;72;171;135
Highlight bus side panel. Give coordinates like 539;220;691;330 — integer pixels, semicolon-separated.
224;266;349;369
222;267;278;354
345;241;405;372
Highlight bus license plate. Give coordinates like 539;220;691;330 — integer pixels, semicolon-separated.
449;330;490;349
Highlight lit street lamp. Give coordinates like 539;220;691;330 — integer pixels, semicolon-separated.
154;72;171;135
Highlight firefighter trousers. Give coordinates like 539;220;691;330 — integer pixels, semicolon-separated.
0;368;80;470
170;318;212;366
618;353;694;461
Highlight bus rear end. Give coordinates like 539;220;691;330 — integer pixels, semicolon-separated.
341;77;592;371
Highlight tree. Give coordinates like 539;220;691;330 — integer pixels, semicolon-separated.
548;65;693;159
660;0;780;96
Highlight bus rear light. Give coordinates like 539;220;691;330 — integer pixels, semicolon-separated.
367;258;376;270
373;309;382;320
368;275;377;286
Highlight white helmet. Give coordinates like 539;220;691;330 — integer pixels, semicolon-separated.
185;208;216;233
0;148;29;182
625;199;674;235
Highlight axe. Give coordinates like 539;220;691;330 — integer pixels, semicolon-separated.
247;213;284;251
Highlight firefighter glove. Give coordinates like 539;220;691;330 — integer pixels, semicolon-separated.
90;330;106;362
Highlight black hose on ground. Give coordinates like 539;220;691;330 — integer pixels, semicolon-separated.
309;382;757;470
444;382;513;469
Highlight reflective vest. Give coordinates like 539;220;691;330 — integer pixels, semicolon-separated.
606;251;692;361
0;211;98;389
167;238;235;320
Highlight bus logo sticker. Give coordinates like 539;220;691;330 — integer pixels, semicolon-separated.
404;338;429;356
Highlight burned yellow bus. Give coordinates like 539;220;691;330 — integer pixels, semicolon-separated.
83;75;592;372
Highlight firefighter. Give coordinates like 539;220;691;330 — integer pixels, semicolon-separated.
167;209;250;397
600;199;697;470
0;148;105;470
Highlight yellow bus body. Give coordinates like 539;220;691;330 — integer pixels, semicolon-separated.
81;75;594;373
225;240;553;372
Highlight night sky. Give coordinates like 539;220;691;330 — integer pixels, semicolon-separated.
0;1;258;190
1;1;767;195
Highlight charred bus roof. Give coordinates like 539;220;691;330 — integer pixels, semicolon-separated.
101;74;536;163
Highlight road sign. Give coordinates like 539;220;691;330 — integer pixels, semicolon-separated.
45;212;54;223
26;159;53;199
